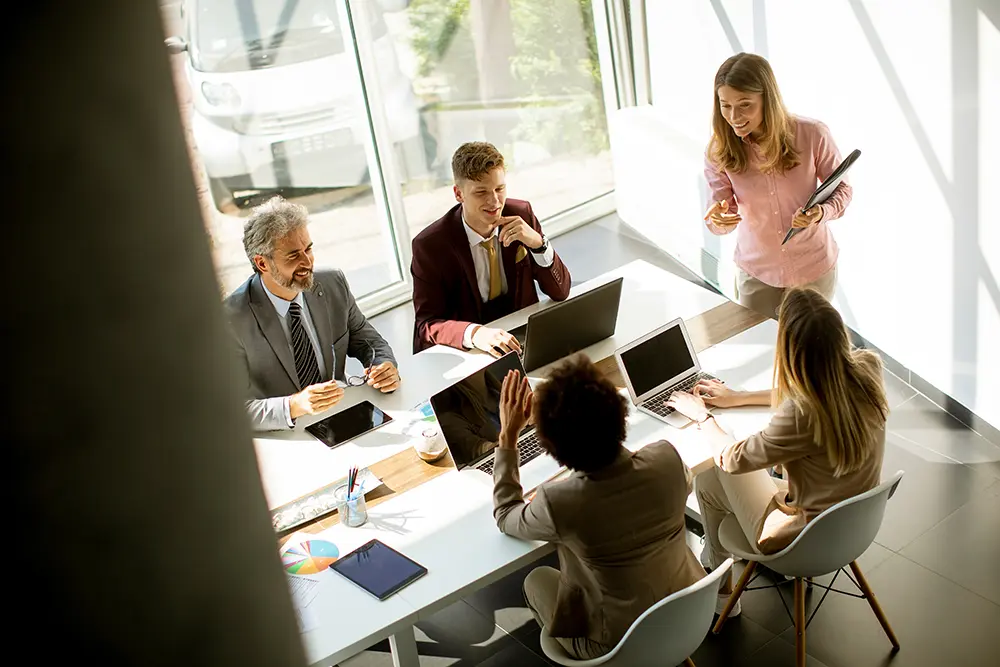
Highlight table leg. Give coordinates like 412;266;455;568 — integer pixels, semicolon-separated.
389;625;420;667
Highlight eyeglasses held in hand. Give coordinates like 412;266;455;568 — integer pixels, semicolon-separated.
343;340;376;387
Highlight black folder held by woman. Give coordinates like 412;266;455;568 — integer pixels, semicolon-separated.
783;148;861;245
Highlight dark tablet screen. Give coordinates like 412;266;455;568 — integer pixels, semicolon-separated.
306;401;392;449
329;539;428;600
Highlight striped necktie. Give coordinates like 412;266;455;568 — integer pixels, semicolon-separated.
288;301;322;388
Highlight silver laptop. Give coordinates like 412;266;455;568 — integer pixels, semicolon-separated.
614;318;718;427
429;352;562;490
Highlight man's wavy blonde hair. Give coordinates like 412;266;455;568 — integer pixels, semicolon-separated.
452;141;505;182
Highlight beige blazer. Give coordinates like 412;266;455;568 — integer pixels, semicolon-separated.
493;441;705;646
721;398;886;553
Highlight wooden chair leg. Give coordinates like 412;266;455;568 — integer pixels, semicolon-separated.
850;561;900;650
684;659;696;667
794;578;807;667
713;561;757;633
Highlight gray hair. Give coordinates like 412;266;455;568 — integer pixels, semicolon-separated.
242;196;310;273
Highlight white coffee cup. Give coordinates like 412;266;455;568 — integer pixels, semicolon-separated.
414;425;447;462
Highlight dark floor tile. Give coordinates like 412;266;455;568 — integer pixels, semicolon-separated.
901;480;1000;605
726;539;894;640
739;636;832;667
411;621;529;666
875;432;997;551
888;395;1000;480
778;554;1000;667
855;540;895;573
474;637;552;667
810;541;895;590
883;370;917;410
689;615;776;667
722;562;798;636
340;600;522;667
462;552;558;636
415;600;503;648
338;647;396;667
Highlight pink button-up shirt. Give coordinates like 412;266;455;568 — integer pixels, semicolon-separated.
704;116;853;287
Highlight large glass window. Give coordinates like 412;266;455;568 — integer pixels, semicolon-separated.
162;0;403;298
367;0;615;239
160;0;614;301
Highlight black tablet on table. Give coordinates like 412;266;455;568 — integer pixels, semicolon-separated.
329;539;428;600
305;400;392;450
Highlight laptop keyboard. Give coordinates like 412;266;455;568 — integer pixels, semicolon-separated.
640;372;719;418
475;431;545;475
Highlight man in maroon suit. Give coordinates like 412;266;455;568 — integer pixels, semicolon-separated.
411;142;572;354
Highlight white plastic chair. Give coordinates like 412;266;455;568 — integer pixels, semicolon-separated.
538;559;734;667
713;471;904;667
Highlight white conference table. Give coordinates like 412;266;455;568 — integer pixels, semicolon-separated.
254;260;779;666
257;259;738;509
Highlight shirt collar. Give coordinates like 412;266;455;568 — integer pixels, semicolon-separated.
260;276;304;318
462;210;499;248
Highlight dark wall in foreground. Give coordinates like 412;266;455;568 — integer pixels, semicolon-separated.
5;1;306;664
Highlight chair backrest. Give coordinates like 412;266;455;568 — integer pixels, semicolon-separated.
766;470;904;578
602;559;734;666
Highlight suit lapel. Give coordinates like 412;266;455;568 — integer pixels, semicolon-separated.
500;239;521;294
303;285;335;381
248;274;300;389
450;210;482;314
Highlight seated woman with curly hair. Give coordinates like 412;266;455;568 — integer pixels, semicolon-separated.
492;354;704;660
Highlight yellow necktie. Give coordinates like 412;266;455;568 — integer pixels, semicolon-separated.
479;238;502;301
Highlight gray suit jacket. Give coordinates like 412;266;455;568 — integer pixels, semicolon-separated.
493;441;705;646
224;271;396;431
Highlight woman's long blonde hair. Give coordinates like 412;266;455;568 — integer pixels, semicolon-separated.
709;52;800;174
774;289;888;476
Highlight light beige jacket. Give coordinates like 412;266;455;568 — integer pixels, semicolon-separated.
721;399;885;553
493;441;705;645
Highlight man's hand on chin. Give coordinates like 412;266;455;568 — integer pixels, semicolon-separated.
498;216;543;249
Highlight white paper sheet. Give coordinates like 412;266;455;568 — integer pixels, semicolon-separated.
287;575;321;633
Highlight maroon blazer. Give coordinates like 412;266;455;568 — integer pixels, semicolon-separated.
411;199;572;353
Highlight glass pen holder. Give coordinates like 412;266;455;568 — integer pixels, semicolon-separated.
334;483;368;527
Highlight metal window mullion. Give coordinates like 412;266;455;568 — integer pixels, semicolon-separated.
607;0;636;108
591;0;624;112
629;0;651;105
339;0;413;290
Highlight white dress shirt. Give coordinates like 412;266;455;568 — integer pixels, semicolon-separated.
261;281;329;426
461;217;555;348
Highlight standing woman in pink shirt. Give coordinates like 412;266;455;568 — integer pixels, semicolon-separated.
704;53;853;316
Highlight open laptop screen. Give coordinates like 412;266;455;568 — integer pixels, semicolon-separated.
619;324;695;397
429;352;530;470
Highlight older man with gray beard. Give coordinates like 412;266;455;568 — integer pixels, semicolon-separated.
224;196;399;431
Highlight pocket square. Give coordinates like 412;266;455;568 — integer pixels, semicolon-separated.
515;246;528;263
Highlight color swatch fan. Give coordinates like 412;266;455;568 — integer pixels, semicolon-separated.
282;539;340;574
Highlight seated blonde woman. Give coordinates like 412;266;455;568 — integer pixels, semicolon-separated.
667;287;888;614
